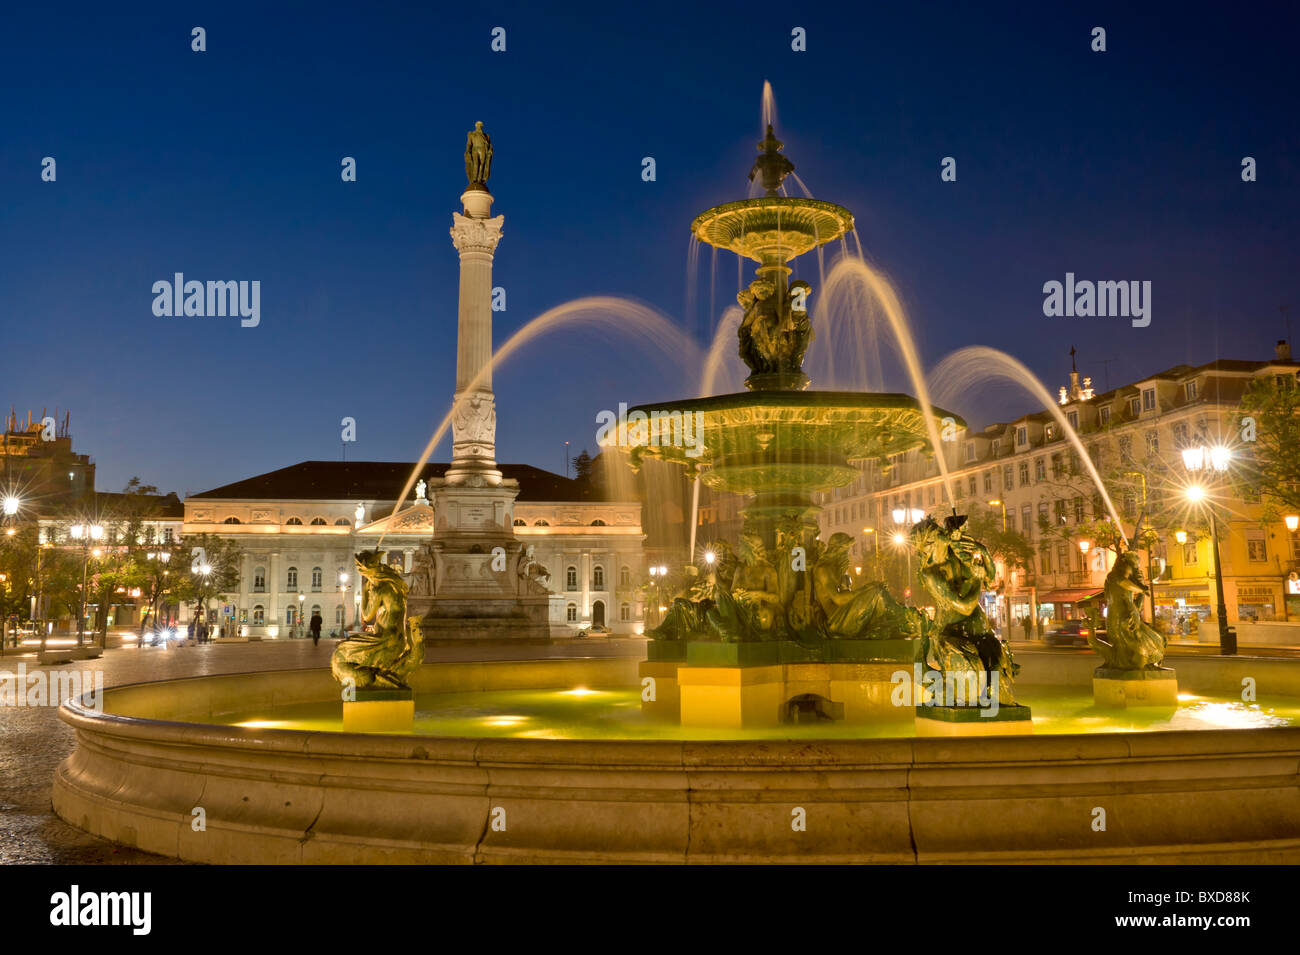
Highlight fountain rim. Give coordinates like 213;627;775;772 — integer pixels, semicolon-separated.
690;196;855;251
57;660;1300;754
625;389;965;427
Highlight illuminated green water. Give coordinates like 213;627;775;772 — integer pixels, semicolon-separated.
216;686;1300;740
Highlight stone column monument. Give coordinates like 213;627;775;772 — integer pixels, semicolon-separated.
415;123;552;642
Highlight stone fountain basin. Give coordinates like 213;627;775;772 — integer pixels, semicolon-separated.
624;391;963;492
53;654;1300;864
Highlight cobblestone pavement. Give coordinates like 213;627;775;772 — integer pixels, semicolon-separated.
0;637;646;864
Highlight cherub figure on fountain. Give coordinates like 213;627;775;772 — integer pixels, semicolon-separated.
912;514;1019;705
736;277;814;381
331;550;424;690
811;533;925;640
707;532;785;641
1089;538;1166;670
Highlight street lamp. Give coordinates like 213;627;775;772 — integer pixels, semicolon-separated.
69;522;103;646
1183;444;1234;654
862;526;880;579
891;531;913;602
1174;530;1187;545
297;592;305;638
2;496;18;516
988;499;1006;532
338;571;349;637
1285;515;1299;532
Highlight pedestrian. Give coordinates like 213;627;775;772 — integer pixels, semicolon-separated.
1020;615;1032;641
309;609;323;646
187;618;196;644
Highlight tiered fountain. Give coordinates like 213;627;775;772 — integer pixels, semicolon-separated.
621;126;1026;732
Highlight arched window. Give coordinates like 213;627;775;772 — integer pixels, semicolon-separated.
334;518;350;526
311;604;321;618
335;605;344;625
513;518;526;526
620;602;631;622
310;517;327;525
286;566;298;590
593;565;605;589
534;519;550;527
590;519;607;526
311;567;322;591
566;566;578;591
592;600;606;627
253;567;266;592
566;603;577;623
619;565;631;587
223;517;242;524
252;605;265;625
285;517;303;525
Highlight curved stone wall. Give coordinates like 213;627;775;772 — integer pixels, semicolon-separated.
53;659;1300;863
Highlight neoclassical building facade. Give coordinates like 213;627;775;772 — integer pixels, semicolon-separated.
184;460;645;638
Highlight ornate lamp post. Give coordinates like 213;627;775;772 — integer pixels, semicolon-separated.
1182;444;1235;655
988;499;1006;532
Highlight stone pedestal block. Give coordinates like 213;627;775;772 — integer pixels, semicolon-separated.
914;704;1034;736
343;689;414;734
1093;666;1178;709
638;660;681;721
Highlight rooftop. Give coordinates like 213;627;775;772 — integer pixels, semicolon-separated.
189;460;605;504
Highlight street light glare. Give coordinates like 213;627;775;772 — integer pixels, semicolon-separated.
2;496;19;516
1186;484;1207;503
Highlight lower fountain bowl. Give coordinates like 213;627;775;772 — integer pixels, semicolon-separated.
53;654;1300;863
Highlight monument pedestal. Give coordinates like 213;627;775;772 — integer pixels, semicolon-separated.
914;704;1033;736
343;689;414;734
1093;666;1178;708
416;476;553;644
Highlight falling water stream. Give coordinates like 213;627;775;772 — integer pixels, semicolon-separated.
379;297;703;547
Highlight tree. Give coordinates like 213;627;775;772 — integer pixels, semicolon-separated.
572;449;594;481
171;533;242;624
1235;375;1300;515
965;505;1034;582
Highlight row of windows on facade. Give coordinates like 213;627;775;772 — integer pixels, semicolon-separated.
241;604;342;626
238;599;639;627
512;519;608;526
243;562;637;592
962;417;1202;467
823;419;1210;510
220;517;351;525
41;526;174;545
563;600;634;623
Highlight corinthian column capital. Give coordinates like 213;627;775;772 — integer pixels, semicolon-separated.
450;213;504;254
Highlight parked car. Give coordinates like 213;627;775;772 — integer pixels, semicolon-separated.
1045;620;1099;647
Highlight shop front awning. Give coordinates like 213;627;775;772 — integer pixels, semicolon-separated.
1038;588;1103;604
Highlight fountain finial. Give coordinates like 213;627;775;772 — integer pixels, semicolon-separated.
749;124;795;196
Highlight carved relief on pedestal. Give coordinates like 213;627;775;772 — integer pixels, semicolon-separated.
451;391;497;461
449;213;504;254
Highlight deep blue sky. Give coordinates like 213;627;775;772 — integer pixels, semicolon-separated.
3;1;1297;497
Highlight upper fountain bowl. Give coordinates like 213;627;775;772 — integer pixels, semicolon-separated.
691;196;854;264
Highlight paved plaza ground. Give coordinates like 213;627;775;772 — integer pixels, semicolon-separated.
3;635;1296;864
